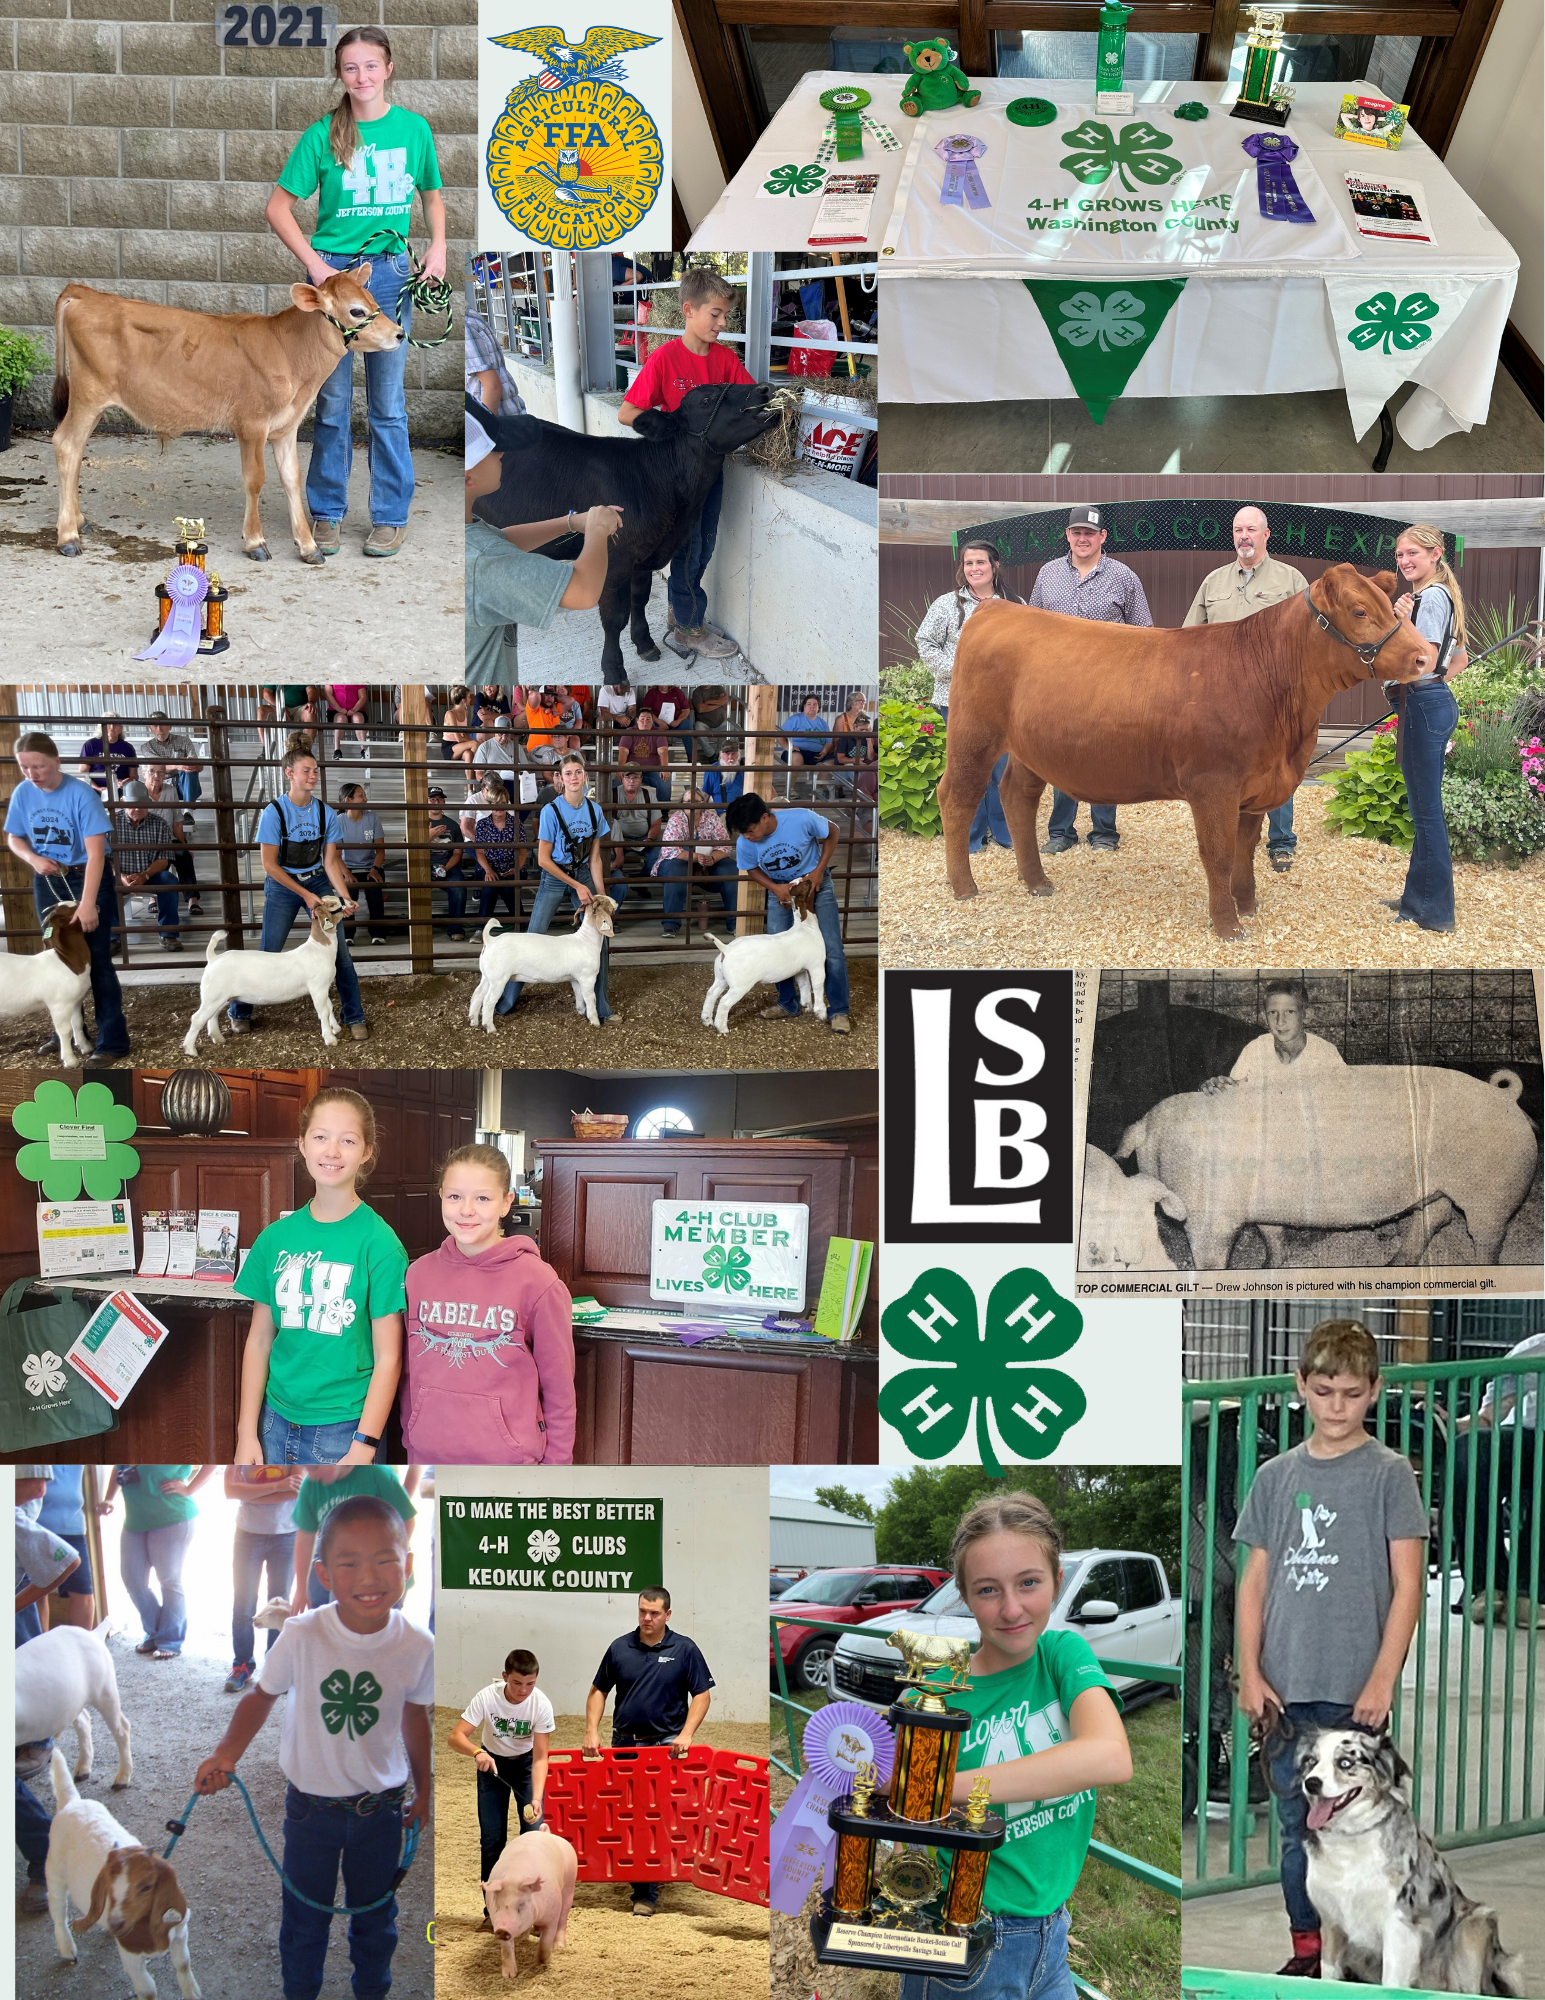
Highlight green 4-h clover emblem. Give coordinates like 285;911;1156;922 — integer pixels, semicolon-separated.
320;1668;382;1739
1345;291;1439;355
703;1243;753;1292
1056;288;1149;353
12;1079;139;1200
1060;120;1183;192
763;162;825;197
880;1268;1086;1472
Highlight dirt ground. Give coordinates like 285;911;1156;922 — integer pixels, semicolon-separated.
0;959;879;1070
15;1637;433;2000
434;1708;769;1999
4;429;462;680
880;789;1545;967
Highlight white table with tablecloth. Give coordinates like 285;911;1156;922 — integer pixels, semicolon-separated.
689;72;1518;449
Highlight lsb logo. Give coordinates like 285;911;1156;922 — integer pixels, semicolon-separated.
883;970;1073;1245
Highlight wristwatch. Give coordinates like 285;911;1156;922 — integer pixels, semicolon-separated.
352;1431;380;1450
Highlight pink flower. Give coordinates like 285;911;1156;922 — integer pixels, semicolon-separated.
919;722;935;736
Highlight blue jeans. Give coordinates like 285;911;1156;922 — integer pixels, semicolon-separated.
767;874;848;1017
174;770;203;806
667;467;724;628
1267;797;1296;856
971;755;1011;850
476;1751;534;1884
305;250;414;528
900;1906;1075;2000
1047;791;1118;845
229;875;364;1027
232;1527;296;1670
119;866;181;939
433;862;467;926
16;1775;52;1877
33;865;129;1055
120;1519;195;1655
1397;679;1458;930
280;1785;402;2000
260;1403;363;1467
1268;1699;1358;1932
1451;1430;1539;1595
657;855;736;931
496;871;612;1018
478;878;519;923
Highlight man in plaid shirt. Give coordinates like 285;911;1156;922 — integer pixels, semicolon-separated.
1029;504;1153;855
111;781;182;951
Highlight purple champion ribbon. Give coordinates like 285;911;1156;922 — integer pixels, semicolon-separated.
135;562;209;667
935;133;990;210
1242;132;1314;225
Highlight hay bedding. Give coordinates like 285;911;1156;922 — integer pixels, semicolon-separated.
434;1711;768;2000
881;789;1545;968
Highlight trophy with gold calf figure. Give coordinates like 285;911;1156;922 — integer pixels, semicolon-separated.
1229;7;1295;126
811;1629;1006;1980
144;517;230;664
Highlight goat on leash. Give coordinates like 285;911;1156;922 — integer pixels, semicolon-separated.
1;898;93;1061
469;897;617;1030
701;877;826;1034
182;896;347;1053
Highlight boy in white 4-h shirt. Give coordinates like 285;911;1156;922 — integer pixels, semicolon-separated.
448;1647;555;1908
196;1495;433;2000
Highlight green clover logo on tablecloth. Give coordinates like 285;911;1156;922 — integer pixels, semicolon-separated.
23;1350;66;1398
703;1243;753;1292
880;1268;1086;1472
1060;120;1183;192
1345;291;1440;355
763;162;825;197
527;1528;562;1563
1056;288;1150;354
11;1079;139;1200
320;1668;382;1739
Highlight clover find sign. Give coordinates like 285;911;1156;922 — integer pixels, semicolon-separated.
650;1200;809;1308
440;1497;663;1593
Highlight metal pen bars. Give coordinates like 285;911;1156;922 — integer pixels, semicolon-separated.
1184;1356;1545;1894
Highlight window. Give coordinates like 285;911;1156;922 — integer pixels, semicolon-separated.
1072;1561;1126;1614
635;1106;693;1139
1123;1558;1166;1611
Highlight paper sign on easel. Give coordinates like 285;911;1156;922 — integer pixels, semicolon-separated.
650;1201;809;1310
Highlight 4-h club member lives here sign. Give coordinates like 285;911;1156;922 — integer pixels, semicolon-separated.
441;1496;664;1593
650;1201;810;1307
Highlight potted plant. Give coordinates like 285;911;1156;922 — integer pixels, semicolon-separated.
0;326;50;452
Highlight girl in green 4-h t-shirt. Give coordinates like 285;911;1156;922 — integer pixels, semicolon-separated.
265;26;444;561
234;1086;407;1468
898;1492;1134;2000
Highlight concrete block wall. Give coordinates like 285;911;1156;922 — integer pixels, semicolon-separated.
0;0;474;437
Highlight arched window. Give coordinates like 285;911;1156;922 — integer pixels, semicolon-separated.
635;1105;693;1139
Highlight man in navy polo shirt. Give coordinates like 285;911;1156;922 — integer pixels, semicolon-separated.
583;1587;714;1917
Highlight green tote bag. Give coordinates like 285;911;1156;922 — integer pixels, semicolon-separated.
0;1276;119;1451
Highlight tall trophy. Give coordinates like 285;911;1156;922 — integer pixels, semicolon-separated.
811;1630;1006;1981
1229;7;1295;126
149;519;229;657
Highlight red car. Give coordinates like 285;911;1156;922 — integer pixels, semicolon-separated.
770;1565;950;1691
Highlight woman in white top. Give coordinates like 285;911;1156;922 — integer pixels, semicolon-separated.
913;540;1024;853
1386;523;1469;934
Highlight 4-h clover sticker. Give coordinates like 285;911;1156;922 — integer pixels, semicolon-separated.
319;1668;382;1739
763;162;825;197
528;1528;562;1563
703;1243;753;1292
880;1268;1087;1472
1060;120;1183;193
12;1080;139;1201
1346;291;1440;355
1057;288;1149;353
23;1351;66;1398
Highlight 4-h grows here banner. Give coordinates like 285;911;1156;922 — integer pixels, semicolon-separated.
1322;273;1483;440
441;1495;663;1592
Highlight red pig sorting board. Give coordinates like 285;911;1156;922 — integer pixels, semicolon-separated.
541;1745;769;1906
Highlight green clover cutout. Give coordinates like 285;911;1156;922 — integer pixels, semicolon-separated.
763;162;825;197
1060;120;1183;192
1056;288;1149;353
12;1079;140;1200
1346;291;1439;356
880;1267;1087;1472
319;1667;382;1739
703;1243;753;1292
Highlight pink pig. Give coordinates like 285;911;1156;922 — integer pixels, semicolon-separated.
483;1829;578;1980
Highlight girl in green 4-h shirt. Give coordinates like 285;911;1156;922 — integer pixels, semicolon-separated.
900;1492;1134;2000
235;1086;407;1467
265;26;444;561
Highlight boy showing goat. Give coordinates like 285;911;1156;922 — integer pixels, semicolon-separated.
723;793;851;1035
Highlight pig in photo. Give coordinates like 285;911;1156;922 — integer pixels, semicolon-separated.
483;1829;578;1981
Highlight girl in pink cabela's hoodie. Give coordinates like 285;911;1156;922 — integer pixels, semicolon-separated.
402;1143;576;1462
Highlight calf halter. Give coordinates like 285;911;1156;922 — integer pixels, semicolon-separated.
1301;586;1402;670
318;230;456;349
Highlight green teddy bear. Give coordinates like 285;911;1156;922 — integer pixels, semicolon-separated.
900;38;981;117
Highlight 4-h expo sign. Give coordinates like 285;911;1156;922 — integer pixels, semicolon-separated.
440;1495;663;1593
650;1200;809;1308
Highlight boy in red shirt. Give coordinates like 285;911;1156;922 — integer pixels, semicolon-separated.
619;268;752;661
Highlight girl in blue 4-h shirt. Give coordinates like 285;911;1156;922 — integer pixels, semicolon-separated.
494;752;617;1023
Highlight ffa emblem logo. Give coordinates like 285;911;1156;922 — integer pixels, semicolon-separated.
486;25;664;248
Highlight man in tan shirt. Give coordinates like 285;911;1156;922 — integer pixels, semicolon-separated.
1183;506;1308;872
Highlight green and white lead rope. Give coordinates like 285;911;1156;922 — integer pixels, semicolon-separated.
357;228;456;349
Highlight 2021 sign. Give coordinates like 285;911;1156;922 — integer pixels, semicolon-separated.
216;4;336;48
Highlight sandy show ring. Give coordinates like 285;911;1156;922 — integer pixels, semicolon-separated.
880;788;1545;967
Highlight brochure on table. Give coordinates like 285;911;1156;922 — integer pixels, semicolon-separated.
63;1290;172;1411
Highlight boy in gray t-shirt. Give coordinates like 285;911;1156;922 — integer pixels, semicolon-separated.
1234;1320;1427;1980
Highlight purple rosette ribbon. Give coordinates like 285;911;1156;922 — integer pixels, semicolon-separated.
935;134;990;210
135;562;209;667
767;1698;896;1915
1241;132;1315;224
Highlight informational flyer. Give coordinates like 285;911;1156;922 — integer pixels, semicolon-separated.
165;1210;198;1278
193;1209;240;1282
809;173;879;245
1345;172;1436;244
62;1290;171;1410
137;1210;170;1277
36;1201;135;1280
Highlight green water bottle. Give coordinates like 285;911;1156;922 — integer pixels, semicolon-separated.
1096;0;1133;97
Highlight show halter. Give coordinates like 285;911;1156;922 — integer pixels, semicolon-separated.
1300;585;1403;669
319;229;455;349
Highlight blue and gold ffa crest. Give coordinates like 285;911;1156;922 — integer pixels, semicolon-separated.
486;25;664;248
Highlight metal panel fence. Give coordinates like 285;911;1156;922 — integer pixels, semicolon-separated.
1183;1357;1545;1895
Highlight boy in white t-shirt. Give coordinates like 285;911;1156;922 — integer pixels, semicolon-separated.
448;1647;555;1904
195;1496;433;2000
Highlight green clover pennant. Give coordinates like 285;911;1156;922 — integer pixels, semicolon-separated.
320;1668;383;1739
763;162;825;197
703;1243;753;1292
1057;288;1150;354
1345;291;1440;356
12;1079;140;1201
1060;120;1183;192
880;1267;1087;1473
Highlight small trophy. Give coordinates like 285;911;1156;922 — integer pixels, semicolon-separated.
1095;0;1134;115
150;519;229;657
1230;8;1295;127
811;1630;1006;1981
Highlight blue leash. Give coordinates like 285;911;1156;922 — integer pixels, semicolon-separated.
162;1774;420;1917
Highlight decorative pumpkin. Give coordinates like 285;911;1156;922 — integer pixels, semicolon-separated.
160;1069;232;1136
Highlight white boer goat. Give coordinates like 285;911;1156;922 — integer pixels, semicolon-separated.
182;897;344;1053
701;877;826;1035
2;899;93;1060
469;897;617;1031
16;1625;132;1790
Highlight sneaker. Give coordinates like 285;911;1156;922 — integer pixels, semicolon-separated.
1270;853;1294;873
829;1013;851;1035
223;1663;253;1693
1471;1591;1508;1624
160;936;183;952
311;518;342;557
364;524;407;558
674;623;740;660
369;934;388;945
1087;839;1120;853
600;1013;624;1027
759;1004;796;1021
448;929;468;942
1042;838;1077;855
631;1898;656;1918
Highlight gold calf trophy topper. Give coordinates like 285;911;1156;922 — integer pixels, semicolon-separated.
965;1772;992;1830
886;1628;974;1711
849;1759;878;1816
174;516;207;543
